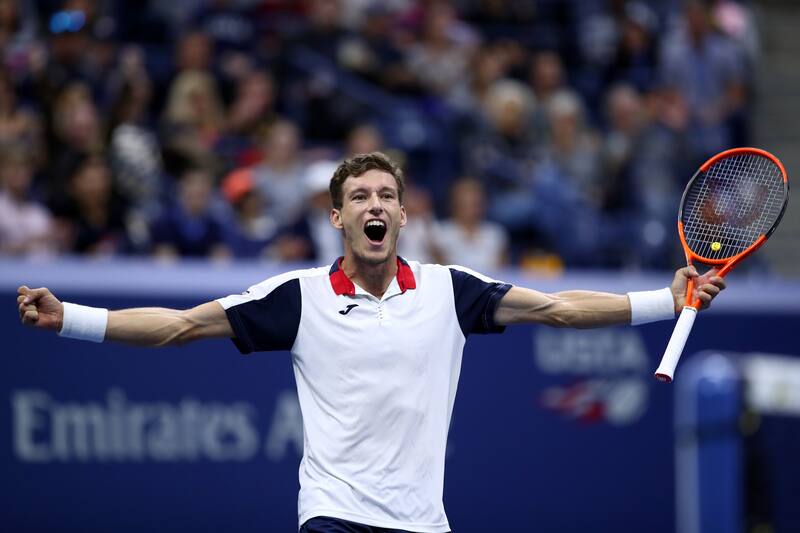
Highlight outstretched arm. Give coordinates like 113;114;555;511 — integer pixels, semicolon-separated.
493;286;630;328
105;302;232;345
493;267;726;328
17;286;233;346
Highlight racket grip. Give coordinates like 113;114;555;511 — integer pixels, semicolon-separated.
654;306;698;383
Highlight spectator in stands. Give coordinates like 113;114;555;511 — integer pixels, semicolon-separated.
55;153;128;256
448;44;509;124
50;81;103;151
150;168;231;260
337;3;419;94
220;167;279;259
47;82;105;196
161;29;219;172
570;0;624;77
26;1;116;104
623;86;692;268
540;89;603;209
527;49;569;135
226;69;277;138
222;68;279;167
533;89;614;266
71;0;121;100
710;0;759;63
464;79;540;232
252;119;307;226
0;0;40;81
106;46;164;220
286;0;361;141
27;5;92;106
275;159;343;263
0;70;42;160
406;0;478;98
606;2;660;93
434;177;508;271
293;0;349;61
345;123;384;157
397;181;439;265
0;146;55;256
528;50;567;111
600;83;649;212
161;69;226;176
174;29;214;74
708;0;756;147
660;0;748;162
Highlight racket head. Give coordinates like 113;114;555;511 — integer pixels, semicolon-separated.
678;147;789;267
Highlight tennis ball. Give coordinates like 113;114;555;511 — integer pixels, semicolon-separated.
711;241;721;251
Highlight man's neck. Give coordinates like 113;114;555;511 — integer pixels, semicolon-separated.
341;253;398;299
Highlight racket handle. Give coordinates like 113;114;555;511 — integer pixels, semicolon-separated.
654;306;698;383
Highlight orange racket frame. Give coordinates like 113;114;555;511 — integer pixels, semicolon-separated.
677;147;789;309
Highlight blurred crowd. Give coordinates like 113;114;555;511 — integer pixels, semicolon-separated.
0;0;758;272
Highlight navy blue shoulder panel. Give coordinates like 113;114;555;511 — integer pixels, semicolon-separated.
449;268;512;337
224;278;301;354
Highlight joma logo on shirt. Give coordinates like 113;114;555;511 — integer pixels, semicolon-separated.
338;304;358;315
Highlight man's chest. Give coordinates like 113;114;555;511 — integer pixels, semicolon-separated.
293;289;462;378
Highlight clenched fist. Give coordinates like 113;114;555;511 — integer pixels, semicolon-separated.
17;286;63;331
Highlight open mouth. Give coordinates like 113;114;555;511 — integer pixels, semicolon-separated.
363;219;387;244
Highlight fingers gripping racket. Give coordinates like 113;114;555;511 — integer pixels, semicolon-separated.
654;147;789;383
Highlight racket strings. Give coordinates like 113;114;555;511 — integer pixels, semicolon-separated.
682;153;785;260
686;157;781;259
685;155;783;259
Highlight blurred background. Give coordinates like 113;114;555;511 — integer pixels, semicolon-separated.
0;0;796;273
2;0;800;532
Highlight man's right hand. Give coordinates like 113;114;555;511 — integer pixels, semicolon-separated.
17;286;63;331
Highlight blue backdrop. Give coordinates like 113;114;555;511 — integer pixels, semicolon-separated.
3;259;799;532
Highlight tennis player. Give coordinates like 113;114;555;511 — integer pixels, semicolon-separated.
17;152;724;533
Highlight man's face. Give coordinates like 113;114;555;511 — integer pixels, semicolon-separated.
331;169;406;265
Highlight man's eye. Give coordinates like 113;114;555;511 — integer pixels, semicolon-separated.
382;193;395;200
353;195;366;201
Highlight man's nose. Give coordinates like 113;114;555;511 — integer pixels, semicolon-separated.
367;193;383;212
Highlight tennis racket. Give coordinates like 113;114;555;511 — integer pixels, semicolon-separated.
654;147;789;383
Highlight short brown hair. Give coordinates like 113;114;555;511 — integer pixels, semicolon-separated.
330;151;405;209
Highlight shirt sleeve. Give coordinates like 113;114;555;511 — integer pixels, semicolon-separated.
448;266;513;337
216;277;301;354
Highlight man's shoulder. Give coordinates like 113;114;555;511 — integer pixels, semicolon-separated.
405;261;503;286
444;264;508;286
255;265;331;289
218;265;329;309
404;260;448;275
405;261;489;275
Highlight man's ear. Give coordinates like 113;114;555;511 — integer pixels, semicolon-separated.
399;205;407;228
330;208;343;229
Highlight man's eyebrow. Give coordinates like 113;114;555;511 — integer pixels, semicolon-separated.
347;186;397;196
347;187;368;197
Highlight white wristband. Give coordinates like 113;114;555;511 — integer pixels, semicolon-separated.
58;302;108;343
627;287;676;325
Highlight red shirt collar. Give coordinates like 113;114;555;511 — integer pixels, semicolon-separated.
329;256;417;296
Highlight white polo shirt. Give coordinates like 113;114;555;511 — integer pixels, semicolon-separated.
217;257;512;532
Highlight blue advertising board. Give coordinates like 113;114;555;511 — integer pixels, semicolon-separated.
2;259;800;532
